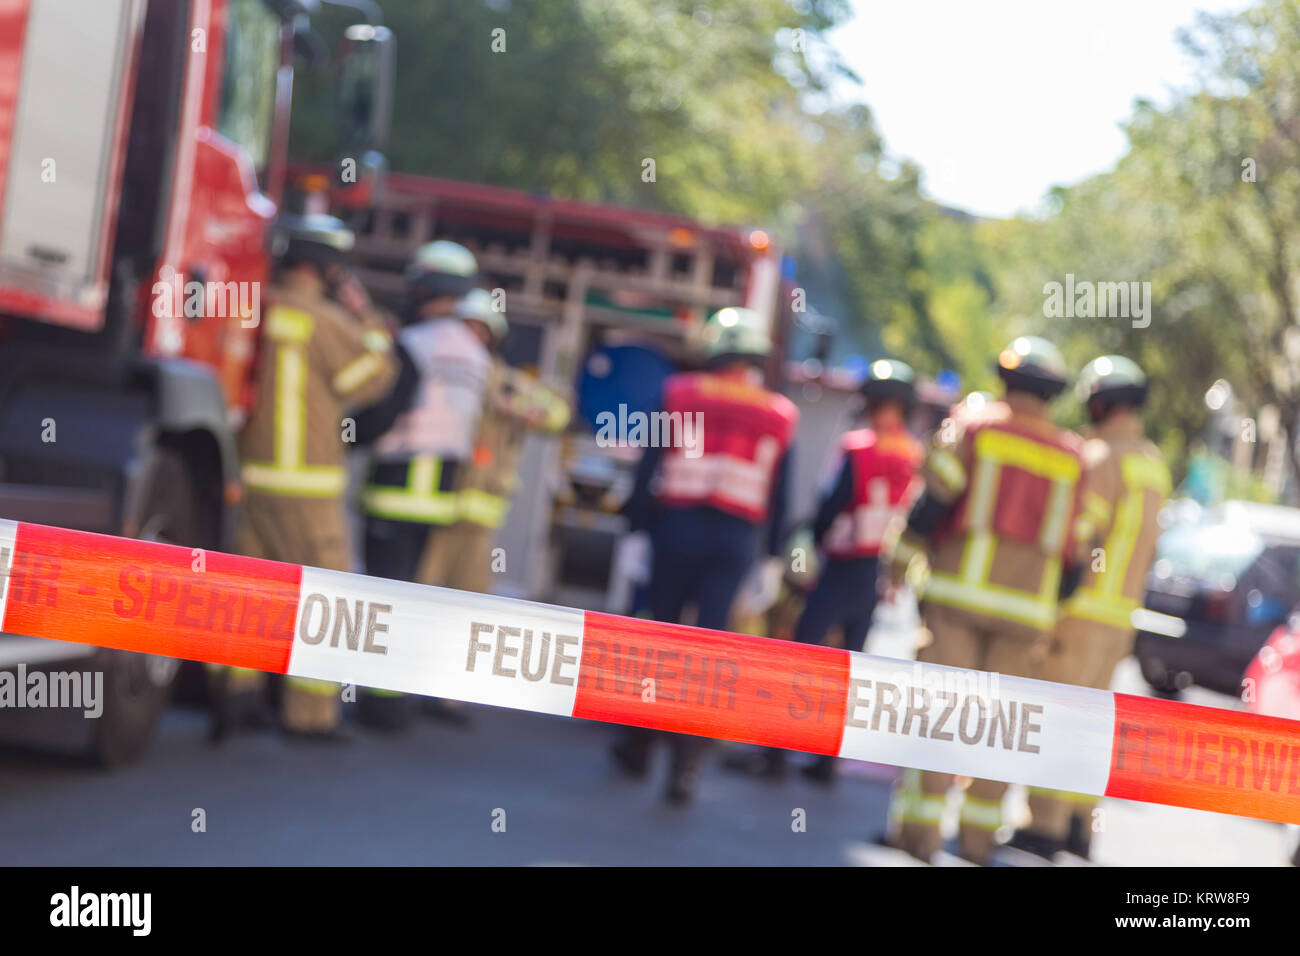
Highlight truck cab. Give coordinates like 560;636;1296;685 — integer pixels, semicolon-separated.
0;0;392;764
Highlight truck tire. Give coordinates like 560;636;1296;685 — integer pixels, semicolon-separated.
88;446;210;767
90;648;180;768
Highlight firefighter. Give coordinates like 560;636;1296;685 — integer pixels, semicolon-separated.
725;358;922;783
1008;355;1170;860
416;287;571;595
358;240;485;728
882;336;1084;864
216;213;402;741
611;306;800;805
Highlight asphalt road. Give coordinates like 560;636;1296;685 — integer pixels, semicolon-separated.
0;602;1294;866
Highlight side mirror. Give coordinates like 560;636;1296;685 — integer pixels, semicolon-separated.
337;23;395;153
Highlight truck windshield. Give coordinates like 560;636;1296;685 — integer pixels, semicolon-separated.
217;0;281;185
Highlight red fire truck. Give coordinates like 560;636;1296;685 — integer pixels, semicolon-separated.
0;0;393;764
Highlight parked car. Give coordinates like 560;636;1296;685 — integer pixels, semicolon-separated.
1242;618;1300;867
1243;615;1300;720
1134;501;1300;696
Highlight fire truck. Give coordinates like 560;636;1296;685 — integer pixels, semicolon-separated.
0;0;393;764
323;172;790;608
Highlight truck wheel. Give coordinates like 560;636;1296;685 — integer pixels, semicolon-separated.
90;649;180;767
89;447;211;767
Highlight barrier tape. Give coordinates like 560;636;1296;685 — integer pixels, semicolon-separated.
1;519;1299;824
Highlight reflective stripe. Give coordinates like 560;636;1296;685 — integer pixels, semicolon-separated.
361;455;460;524
256;304;327;500
1029;786;1098;806
966;455;999;531
928;448;967;495
976;428;1081;483
959;796;1003;829
891;777;946;826
925;568;1058;630
284;675;337;695
242;462;347;497
1065;586;1139;629
960;530;995;585
333;351;385;395
411;454;438;496
1122;452;1172;497
895;798;946;825
891;534;925;565
1083;491;1112;526
659;447;776;514
1084;453;1171;606
459;489;508;528
1039;478;1073;554
267;306;314;343
277;342;307;471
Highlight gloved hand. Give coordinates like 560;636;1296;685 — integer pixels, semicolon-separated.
613;531;653;585
606;531;652;615
734;556;785;619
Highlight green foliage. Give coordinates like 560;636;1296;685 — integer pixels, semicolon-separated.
289;0;937;365
977;0;1300;490
290;0;1300;496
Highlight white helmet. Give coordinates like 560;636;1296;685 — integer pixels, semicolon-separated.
455;287;508;342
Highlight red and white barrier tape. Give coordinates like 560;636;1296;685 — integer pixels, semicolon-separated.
1;519;1299;824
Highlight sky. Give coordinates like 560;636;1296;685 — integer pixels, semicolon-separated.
826;0;1253;218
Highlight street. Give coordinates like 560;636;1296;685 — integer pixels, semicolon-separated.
0;603;1292;866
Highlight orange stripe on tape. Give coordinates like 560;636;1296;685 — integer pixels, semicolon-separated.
574;611;849;755
1106;693;1300;824
2;523;300;675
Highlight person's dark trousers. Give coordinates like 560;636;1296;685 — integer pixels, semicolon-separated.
363;516;434;582
793;555;881;653
615;507;757;795
771;555;880;780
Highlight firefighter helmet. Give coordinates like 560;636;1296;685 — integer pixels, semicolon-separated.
701;307;771;363
1077;355;1148;418
456;287;508;343
405;240;478;309
272;213;355;268
995;336;1068;399
861;358;916;411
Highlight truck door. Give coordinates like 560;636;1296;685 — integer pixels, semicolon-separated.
0;0;143;330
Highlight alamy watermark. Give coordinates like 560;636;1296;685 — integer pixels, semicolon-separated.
1043;274;1150;328
593;404;704;458
152;266;260;327
0;664;102;718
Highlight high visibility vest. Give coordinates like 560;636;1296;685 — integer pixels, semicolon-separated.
655;371;799;524
360;454;460;524
373;318;491;463
241;295;395;499
823;426;922;559
1064;447;1171;630
923;418;1084;631
364;317;491;524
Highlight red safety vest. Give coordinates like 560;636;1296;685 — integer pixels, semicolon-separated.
823;426;923;558
655;371;799;524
